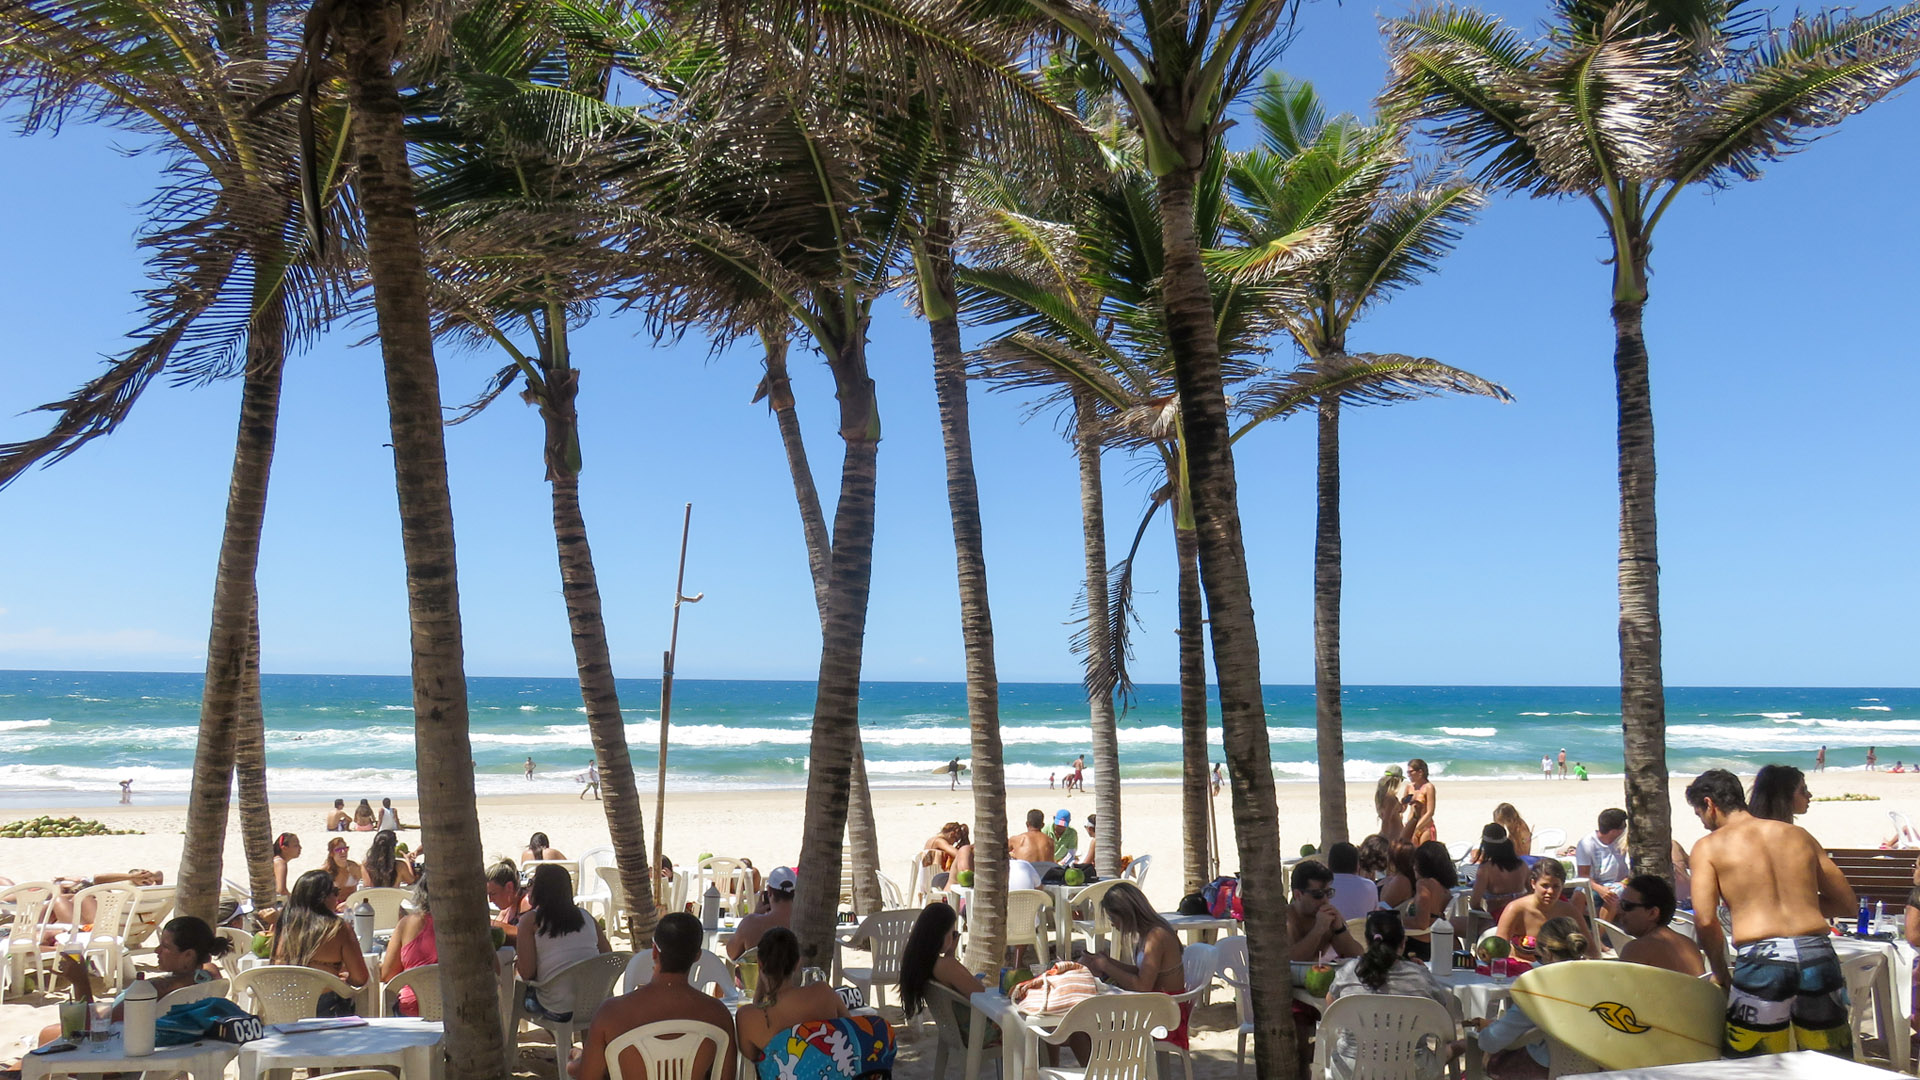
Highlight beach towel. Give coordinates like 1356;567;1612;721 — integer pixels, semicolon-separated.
155;997;263;1046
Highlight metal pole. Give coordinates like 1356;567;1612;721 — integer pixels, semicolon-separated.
652;503;701;911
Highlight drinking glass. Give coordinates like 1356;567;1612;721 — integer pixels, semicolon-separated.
1491;957;1510;984
87;1003;112;1050
57;1001;87;1040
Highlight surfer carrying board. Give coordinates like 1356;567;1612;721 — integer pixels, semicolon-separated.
946;757;962;790
1686;767;1857;1059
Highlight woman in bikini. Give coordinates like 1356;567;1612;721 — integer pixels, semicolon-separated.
1378;841;1418;910
736;927;873;1078
318;836;363;907
1402;758;1438;845
1470;824;1532;925
1375;768;1406;845
1078;882;1189;1058
919;823;973;888
273;870;370;1013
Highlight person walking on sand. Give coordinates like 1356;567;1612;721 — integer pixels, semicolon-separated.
1211;762;1223;796
1867;746;1877;771
1541;753;1552;780
524;756;535;780
1687;768;1855;1058
119;779;132;804
947;757;962;790
580;760;601;800
1403;759;1439;844
1069;754;1086;794
1556;748;1568;778
1817;745;1826;771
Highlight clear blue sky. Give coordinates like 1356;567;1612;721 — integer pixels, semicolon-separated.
3;0;1917;687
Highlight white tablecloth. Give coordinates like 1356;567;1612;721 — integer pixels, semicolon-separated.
23;1030;237;1080
236;1017;443;1080
1437;968;1515;1021
1564;1049;1895;1078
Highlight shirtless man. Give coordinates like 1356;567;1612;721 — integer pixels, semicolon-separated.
324;798;351;832
727;867;796;959
1616;875;1704;977
571;912;736;1080
1068;755;1086;794
1402;758;1438;845
1687;768;1856;1058
1286;860;1362;962
1007;809;1053;862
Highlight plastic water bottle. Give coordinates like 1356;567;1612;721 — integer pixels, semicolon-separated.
701;884;721;931
1857;898;1871;936
1874;900;1886;935
353;898;375;953
1428;917;1454;976
121;978;156;1057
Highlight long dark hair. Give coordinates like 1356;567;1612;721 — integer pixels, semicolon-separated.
365;830;401;888
528;832;553;860
1414;842;1459;889
899;902;958;1018
1750;764;1805;823
529;863;584;937
1479;824;1522;872
1355;910;1406;991
275;870;343;966
1388;841;1418;884
756;926;800;1003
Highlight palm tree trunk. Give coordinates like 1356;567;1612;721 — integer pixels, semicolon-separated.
1156;163;1295;1076
926;226;1009;971
760;330;883;918
1174;523;1210;892
1613;294;1671;879
176;286;285;924
236;598;277;911
337;3;502;1069
538;365;660;944
1075;392;1122;879
1314;395;1348;851
792;339;879;968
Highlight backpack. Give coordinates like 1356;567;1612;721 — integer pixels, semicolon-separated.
1204;876;1241;920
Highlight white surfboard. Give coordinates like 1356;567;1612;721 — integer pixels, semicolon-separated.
1509;959;1723;1070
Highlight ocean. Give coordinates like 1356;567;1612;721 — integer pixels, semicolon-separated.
0;670;1910;807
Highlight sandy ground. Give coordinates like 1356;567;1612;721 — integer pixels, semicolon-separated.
0;769;1908;1073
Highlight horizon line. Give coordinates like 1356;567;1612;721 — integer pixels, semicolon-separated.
3;667;1916;692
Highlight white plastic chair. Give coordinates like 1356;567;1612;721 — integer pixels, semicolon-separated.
1447;841;1474;862
511;951;631;1080
1067;879;1130;955
382;964;443;1020
905;857;936;909
1546;1036;1603;1078
58;881;141;989
1592;918;1635;959
622;948;734;999
605;1018;731;1080
1005;890;1056;969
1;883;56;999
355;887;411;932
121;884;177;969
1120;855;1152;889
923;981;1001;1080
1214;937;1256;1077
524;860;581;894
159;977;228;1011
576;848;616;919
876;871;904;910
833;908;920;1008
1311;992;1457;1080
1841;949;1900;1068
230;965;357;1024
215;927;254;979
693;858;753;917
1669;912;1697;942
1890;810;1920;849
1532;828;1567;856
1036;992;1185;1080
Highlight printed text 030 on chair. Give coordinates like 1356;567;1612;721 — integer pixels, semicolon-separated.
1036;992;1185;1080
1004;890;1055;969
605;1018;732;1080
230;965;356;1025
511;951;632;1080
1310;992;1457;1080
832;909;920;1008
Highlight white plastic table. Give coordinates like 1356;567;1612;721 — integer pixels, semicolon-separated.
1829;936;1913;1073
1437;968;1514;1021
1564;1049;1896;1078
23;1031;238;1080
1161;913;1241;944
963;985;1137;1080
236;1017;444;1080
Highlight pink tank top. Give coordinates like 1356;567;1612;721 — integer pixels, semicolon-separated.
396;916;437;1016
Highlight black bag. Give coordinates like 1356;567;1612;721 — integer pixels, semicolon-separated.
1176;892;1209;916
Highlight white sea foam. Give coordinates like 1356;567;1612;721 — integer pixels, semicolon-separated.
0;719;53;732
1440;727;1497;738
1855;706;1893;712
1519;712;1549;716
380;705;413;711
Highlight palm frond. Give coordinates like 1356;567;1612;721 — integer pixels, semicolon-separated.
1232;352;1512;438
1069;485;1170;712
1383;4;1553;195
1518;1;1689;193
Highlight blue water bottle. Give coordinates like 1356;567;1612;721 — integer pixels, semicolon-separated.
1856;898;1871;935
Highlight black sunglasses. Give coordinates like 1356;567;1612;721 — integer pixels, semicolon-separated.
1301;887;1334;900
1618;899;1654;912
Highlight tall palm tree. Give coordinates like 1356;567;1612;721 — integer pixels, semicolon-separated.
0;0;343;923
1221;74;1512;851
406;0;661;944
752;325;887;918
1014;3;1304;1066
1384;0;1920;876
278;0;505;1068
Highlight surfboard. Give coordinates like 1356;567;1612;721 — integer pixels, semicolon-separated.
928;764;971;775
1509;959;1724;1071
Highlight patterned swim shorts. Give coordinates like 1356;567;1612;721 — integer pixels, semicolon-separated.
1725;933;1850;1058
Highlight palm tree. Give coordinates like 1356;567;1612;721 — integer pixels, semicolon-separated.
279;0;506;1068
1221;74;1511;851
1384;0;1920;876
406;0;662;944
1013;3;1305;1066
0;0;342;923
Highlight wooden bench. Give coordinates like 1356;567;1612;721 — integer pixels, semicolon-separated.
1825;847;1919;910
